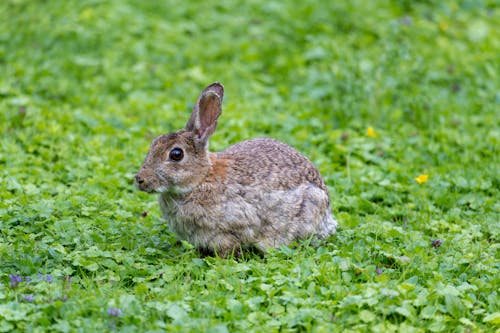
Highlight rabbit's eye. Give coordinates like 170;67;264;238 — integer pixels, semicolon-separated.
169;148;184;161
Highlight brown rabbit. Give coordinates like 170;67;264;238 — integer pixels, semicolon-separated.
135;83;337;257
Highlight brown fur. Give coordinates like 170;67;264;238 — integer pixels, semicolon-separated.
208;155;229;181
135;83;337;257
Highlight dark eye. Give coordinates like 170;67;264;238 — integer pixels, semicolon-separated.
169;147;184;161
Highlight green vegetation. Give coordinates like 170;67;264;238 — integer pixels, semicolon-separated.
1;0;499;331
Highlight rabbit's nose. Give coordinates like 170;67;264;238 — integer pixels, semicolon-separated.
135;174;145;184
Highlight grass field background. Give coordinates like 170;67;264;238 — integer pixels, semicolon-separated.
1;0;499;331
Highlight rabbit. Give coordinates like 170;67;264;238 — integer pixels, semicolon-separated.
135;82;337;257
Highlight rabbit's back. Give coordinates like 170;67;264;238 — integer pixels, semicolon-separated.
219;138;329;193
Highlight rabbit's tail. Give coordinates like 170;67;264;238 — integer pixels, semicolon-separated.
318;211;338;238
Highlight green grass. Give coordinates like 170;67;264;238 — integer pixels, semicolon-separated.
1;0;499;331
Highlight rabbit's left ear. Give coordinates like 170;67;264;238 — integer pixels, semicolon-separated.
186;82;224;144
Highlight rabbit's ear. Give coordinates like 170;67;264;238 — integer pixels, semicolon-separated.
186;83;224;143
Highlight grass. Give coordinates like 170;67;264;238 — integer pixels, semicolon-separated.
1;0;499;331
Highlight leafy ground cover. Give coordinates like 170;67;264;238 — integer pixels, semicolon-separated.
1;0;499;331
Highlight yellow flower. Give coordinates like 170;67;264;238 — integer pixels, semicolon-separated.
366;127;376;138
80;8;93;21
439;21;448;31
415;174;429;184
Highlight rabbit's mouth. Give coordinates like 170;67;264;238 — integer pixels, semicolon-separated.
136;183;156;193
134;175;184;195
134;174;157;193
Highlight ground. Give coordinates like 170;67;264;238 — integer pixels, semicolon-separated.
0;0;499;332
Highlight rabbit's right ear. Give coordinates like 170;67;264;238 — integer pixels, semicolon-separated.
186;82;224;144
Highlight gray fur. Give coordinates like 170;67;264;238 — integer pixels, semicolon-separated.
135;83;337;256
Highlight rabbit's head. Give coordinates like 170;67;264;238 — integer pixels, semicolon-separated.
135;83;224;194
